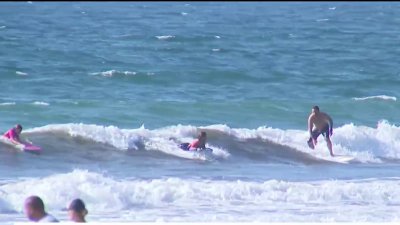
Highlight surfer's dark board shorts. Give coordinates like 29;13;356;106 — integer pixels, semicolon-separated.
311;125;330;139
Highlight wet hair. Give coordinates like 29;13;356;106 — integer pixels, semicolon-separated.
25;196;45;212
16;124;23;130
200;131;206;137
68;198;87;214
312;106;319;112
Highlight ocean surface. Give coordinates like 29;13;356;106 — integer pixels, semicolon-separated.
0;1;400;223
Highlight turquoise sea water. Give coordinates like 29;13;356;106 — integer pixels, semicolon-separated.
0;2;400;223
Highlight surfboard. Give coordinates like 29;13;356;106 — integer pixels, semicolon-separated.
178;143;214;161
322;155;355;164
0;136;41;154
23;143;42;152
179;143;213;152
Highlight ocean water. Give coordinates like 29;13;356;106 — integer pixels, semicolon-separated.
0;1;400;223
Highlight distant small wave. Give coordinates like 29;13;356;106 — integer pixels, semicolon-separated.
90;70;137;77
32;101;50;106
0;102;16;106
329;7;336;10
181;12;188;16
215;36;221;39
156;35;175;40
316;19;329;22
0;26;6;29
352;95;397;101
16;71;28;76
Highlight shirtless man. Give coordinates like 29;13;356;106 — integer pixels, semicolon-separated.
307;106;334;157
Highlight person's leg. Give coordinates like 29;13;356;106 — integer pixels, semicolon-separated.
307;137;315;149
326;137;333;156
321;125;333;156
311;129;320;146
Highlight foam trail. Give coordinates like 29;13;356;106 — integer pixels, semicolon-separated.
32;101;49;106
156;35;175;40
352;95;397;101
0;102;16;106
15;71;28;76
89;70;137;77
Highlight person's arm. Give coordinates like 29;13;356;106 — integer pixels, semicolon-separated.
9;131;23;145
327;115;333;136
308;115;314;137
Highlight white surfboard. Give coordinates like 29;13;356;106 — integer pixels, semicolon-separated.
323;155;355;164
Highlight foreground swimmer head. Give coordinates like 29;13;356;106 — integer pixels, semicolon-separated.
68;198;88;222
24;195;59;222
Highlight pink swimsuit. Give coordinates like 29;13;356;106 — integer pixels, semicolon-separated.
3;128;17;140
189;140;200;149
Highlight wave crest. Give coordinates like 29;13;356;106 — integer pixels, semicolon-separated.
352;95;397;101
90;70;137;77
22;121;400;163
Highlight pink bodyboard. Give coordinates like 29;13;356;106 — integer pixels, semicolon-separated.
23;143;42;152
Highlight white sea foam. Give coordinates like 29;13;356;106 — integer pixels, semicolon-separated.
1;170;400;222
329;7;336;10
0;26;6;29
32;101;49;106
0;102;16;106
215;35;221;39
352;95;397;101
212;48;220;52
24;121;400;162
90;70;137;77
316;19;329;22
181;12;188;16
156;35;175;40
15;71;28;76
